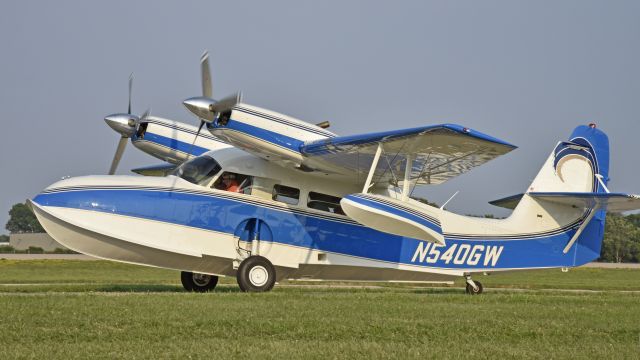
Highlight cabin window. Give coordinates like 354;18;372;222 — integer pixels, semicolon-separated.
272;185;300;205
213;172;253;194
307;192;344;215
171;155;221;186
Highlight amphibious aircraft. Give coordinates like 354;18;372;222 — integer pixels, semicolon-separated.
30;54;640;294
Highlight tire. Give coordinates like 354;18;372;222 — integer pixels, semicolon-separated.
181;271;219;292
236;256;276;292
465;280;483;295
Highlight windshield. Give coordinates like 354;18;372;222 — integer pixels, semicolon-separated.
171;155;221;186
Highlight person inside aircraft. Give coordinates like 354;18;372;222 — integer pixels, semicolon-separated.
213;172;253;194
221;173;240;192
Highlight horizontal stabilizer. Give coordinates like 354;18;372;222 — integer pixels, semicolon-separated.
131;164;177;177
489;193;524;210
340;193;445;244
530;192;640;213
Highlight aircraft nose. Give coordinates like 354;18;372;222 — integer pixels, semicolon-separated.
104;113;137;137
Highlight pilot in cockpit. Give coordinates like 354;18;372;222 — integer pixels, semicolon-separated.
220;173;240;192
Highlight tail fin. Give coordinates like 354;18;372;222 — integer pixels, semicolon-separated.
528;124;609;194
512;125;610;264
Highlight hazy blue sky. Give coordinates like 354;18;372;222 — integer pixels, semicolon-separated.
1;1;639;233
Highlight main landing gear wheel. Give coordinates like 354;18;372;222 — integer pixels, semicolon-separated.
181;271;219;292
236;256;276;292
465;280;483;295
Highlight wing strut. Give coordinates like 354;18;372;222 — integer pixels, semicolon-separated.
402;154;415;201
362;143;383;193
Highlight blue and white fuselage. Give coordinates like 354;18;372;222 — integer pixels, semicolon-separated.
30;124;623;284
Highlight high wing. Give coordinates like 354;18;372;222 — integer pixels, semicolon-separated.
299;124;516;185
186;100;515;186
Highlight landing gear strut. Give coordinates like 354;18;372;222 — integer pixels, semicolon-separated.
181;271;219;292
464;275;483;295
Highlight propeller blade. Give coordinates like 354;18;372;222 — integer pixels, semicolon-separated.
211;92;242;113
140;108;150;122
187;120;206;158
128;73;133;114
136;108;150;129
201;51;212;98
109;136;128;175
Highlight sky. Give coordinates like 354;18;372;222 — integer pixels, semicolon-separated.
1;1;639;233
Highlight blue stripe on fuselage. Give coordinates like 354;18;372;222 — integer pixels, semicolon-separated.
32;188;599;270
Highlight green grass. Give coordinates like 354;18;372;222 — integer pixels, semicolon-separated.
1;259;639;290
0;260;639;358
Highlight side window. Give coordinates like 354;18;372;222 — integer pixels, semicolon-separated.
272;185;300;205
308;192;344;215
213;172;253;194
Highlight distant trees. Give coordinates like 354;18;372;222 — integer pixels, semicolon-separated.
411;196;439;208
5;202;44;234
600;214;640;263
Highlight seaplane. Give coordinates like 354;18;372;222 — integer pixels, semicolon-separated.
30;53;640;294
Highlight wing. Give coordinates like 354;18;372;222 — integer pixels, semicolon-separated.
300;124;516;185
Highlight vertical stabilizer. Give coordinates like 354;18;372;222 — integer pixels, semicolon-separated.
511;125;610;264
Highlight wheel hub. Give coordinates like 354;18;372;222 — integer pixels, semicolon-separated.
192;273;212;287
249;265;268;287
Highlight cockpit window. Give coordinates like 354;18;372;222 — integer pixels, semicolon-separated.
171;156;221;186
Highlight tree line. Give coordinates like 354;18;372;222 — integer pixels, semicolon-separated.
3;201;640;262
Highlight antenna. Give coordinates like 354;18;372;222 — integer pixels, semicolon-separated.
440;191;460;210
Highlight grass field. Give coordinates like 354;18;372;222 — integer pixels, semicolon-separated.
0;260;639;359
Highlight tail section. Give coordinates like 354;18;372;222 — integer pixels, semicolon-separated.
510;124;611;264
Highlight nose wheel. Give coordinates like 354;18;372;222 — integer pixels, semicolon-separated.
181;271;219;292
236;256;276;292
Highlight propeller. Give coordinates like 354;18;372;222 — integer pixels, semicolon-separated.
183;51;242;155
104;74;149;174
201;51;212;99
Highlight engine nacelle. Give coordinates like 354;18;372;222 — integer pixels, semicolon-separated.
208;104;334;167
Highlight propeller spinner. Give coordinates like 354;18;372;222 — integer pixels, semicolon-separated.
105;74;149;174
